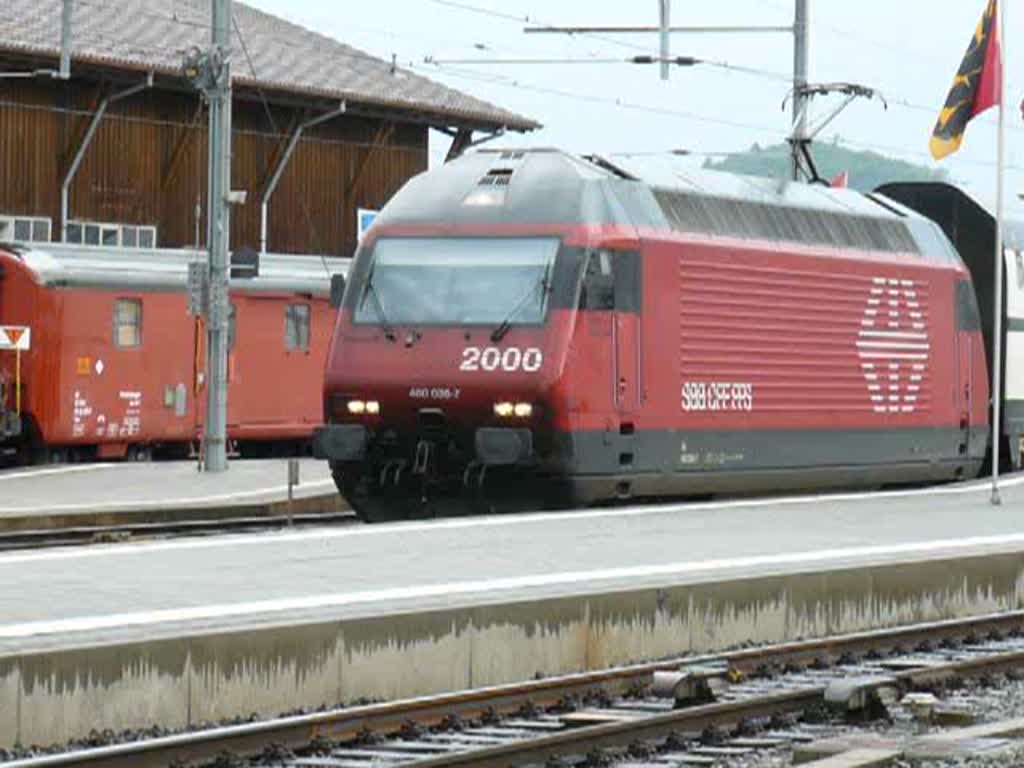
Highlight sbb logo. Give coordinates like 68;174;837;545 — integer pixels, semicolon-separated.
460;346;543;373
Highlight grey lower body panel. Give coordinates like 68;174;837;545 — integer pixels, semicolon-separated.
549;425;987;505
562;461;982;506
553;424;987;474
333;424;986;516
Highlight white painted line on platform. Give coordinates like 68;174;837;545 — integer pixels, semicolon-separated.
0;478;336;514
2;472;1022;565
3;532;1024;640
0;464;119;482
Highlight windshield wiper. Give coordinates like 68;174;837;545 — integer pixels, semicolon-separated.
362;268;397;342
490;266;551;343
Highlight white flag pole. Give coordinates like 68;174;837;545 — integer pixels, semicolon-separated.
991;0;1007;506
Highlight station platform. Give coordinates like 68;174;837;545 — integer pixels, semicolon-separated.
0;458;342;532
3;474;1024;747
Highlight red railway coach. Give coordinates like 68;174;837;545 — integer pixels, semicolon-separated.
0;243;348;463
315;149;990;521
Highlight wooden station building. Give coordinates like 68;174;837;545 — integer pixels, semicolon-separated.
0;0;538;257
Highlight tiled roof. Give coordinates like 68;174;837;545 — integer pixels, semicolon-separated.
0;0;539;131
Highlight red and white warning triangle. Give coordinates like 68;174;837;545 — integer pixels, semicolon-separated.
0;326;31;351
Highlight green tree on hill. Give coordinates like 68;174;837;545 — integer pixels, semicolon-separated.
703;141;949;193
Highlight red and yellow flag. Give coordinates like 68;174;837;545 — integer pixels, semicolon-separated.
930;0;1003;160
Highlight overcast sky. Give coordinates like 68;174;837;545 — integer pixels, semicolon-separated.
244;0;1024;208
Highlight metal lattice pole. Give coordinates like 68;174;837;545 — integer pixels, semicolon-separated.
204;0;233;472
60;0;73;79
791;0;809;181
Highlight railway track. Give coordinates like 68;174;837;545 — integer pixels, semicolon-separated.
7;611;1024;768
0;512;357;552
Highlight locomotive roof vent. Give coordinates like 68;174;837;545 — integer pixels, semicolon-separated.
478;168;514;187
654;189;921;255
465;153;529;206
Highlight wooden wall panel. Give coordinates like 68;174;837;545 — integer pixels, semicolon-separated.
0;76;428;257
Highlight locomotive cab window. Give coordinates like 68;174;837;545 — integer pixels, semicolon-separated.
579;251;615;310
579;250;641;312
114;299;142;348
354;237;558;327
286;303;311;352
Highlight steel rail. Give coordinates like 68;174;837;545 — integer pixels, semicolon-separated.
0;512;356;552
403;689;822;768
403;645;1024;768
6;610;1024;768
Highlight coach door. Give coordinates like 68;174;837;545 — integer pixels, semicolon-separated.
955;280;980;459
191;304;238;438
956;329;973;459
612;251;642;415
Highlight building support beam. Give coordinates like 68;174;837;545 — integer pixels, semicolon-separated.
257;109;305;192
60;72;153;241
444;128;473;162
441;127;506;162
259;102;346;253
345;121;396;204
60;83;109;179
161;98;205;194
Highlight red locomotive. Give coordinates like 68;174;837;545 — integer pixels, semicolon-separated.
0;243;347;463
315;149;991;521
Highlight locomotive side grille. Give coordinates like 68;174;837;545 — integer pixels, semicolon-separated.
654;189;921;255
678;258;934;416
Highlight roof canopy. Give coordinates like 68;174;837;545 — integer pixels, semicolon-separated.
0;0;539;133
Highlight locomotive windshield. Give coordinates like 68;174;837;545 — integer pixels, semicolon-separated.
354;237;559;326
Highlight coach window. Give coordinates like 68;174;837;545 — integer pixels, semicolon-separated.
285;303;311;352
114;299;142;348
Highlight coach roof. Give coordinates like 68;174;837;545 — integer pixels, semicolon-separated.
0;242;350;295
0;0;539;133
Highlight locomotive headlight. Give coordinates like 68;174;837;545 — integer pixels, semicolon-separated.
346;400;381;416
494;401;533;418
493;402;515;418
